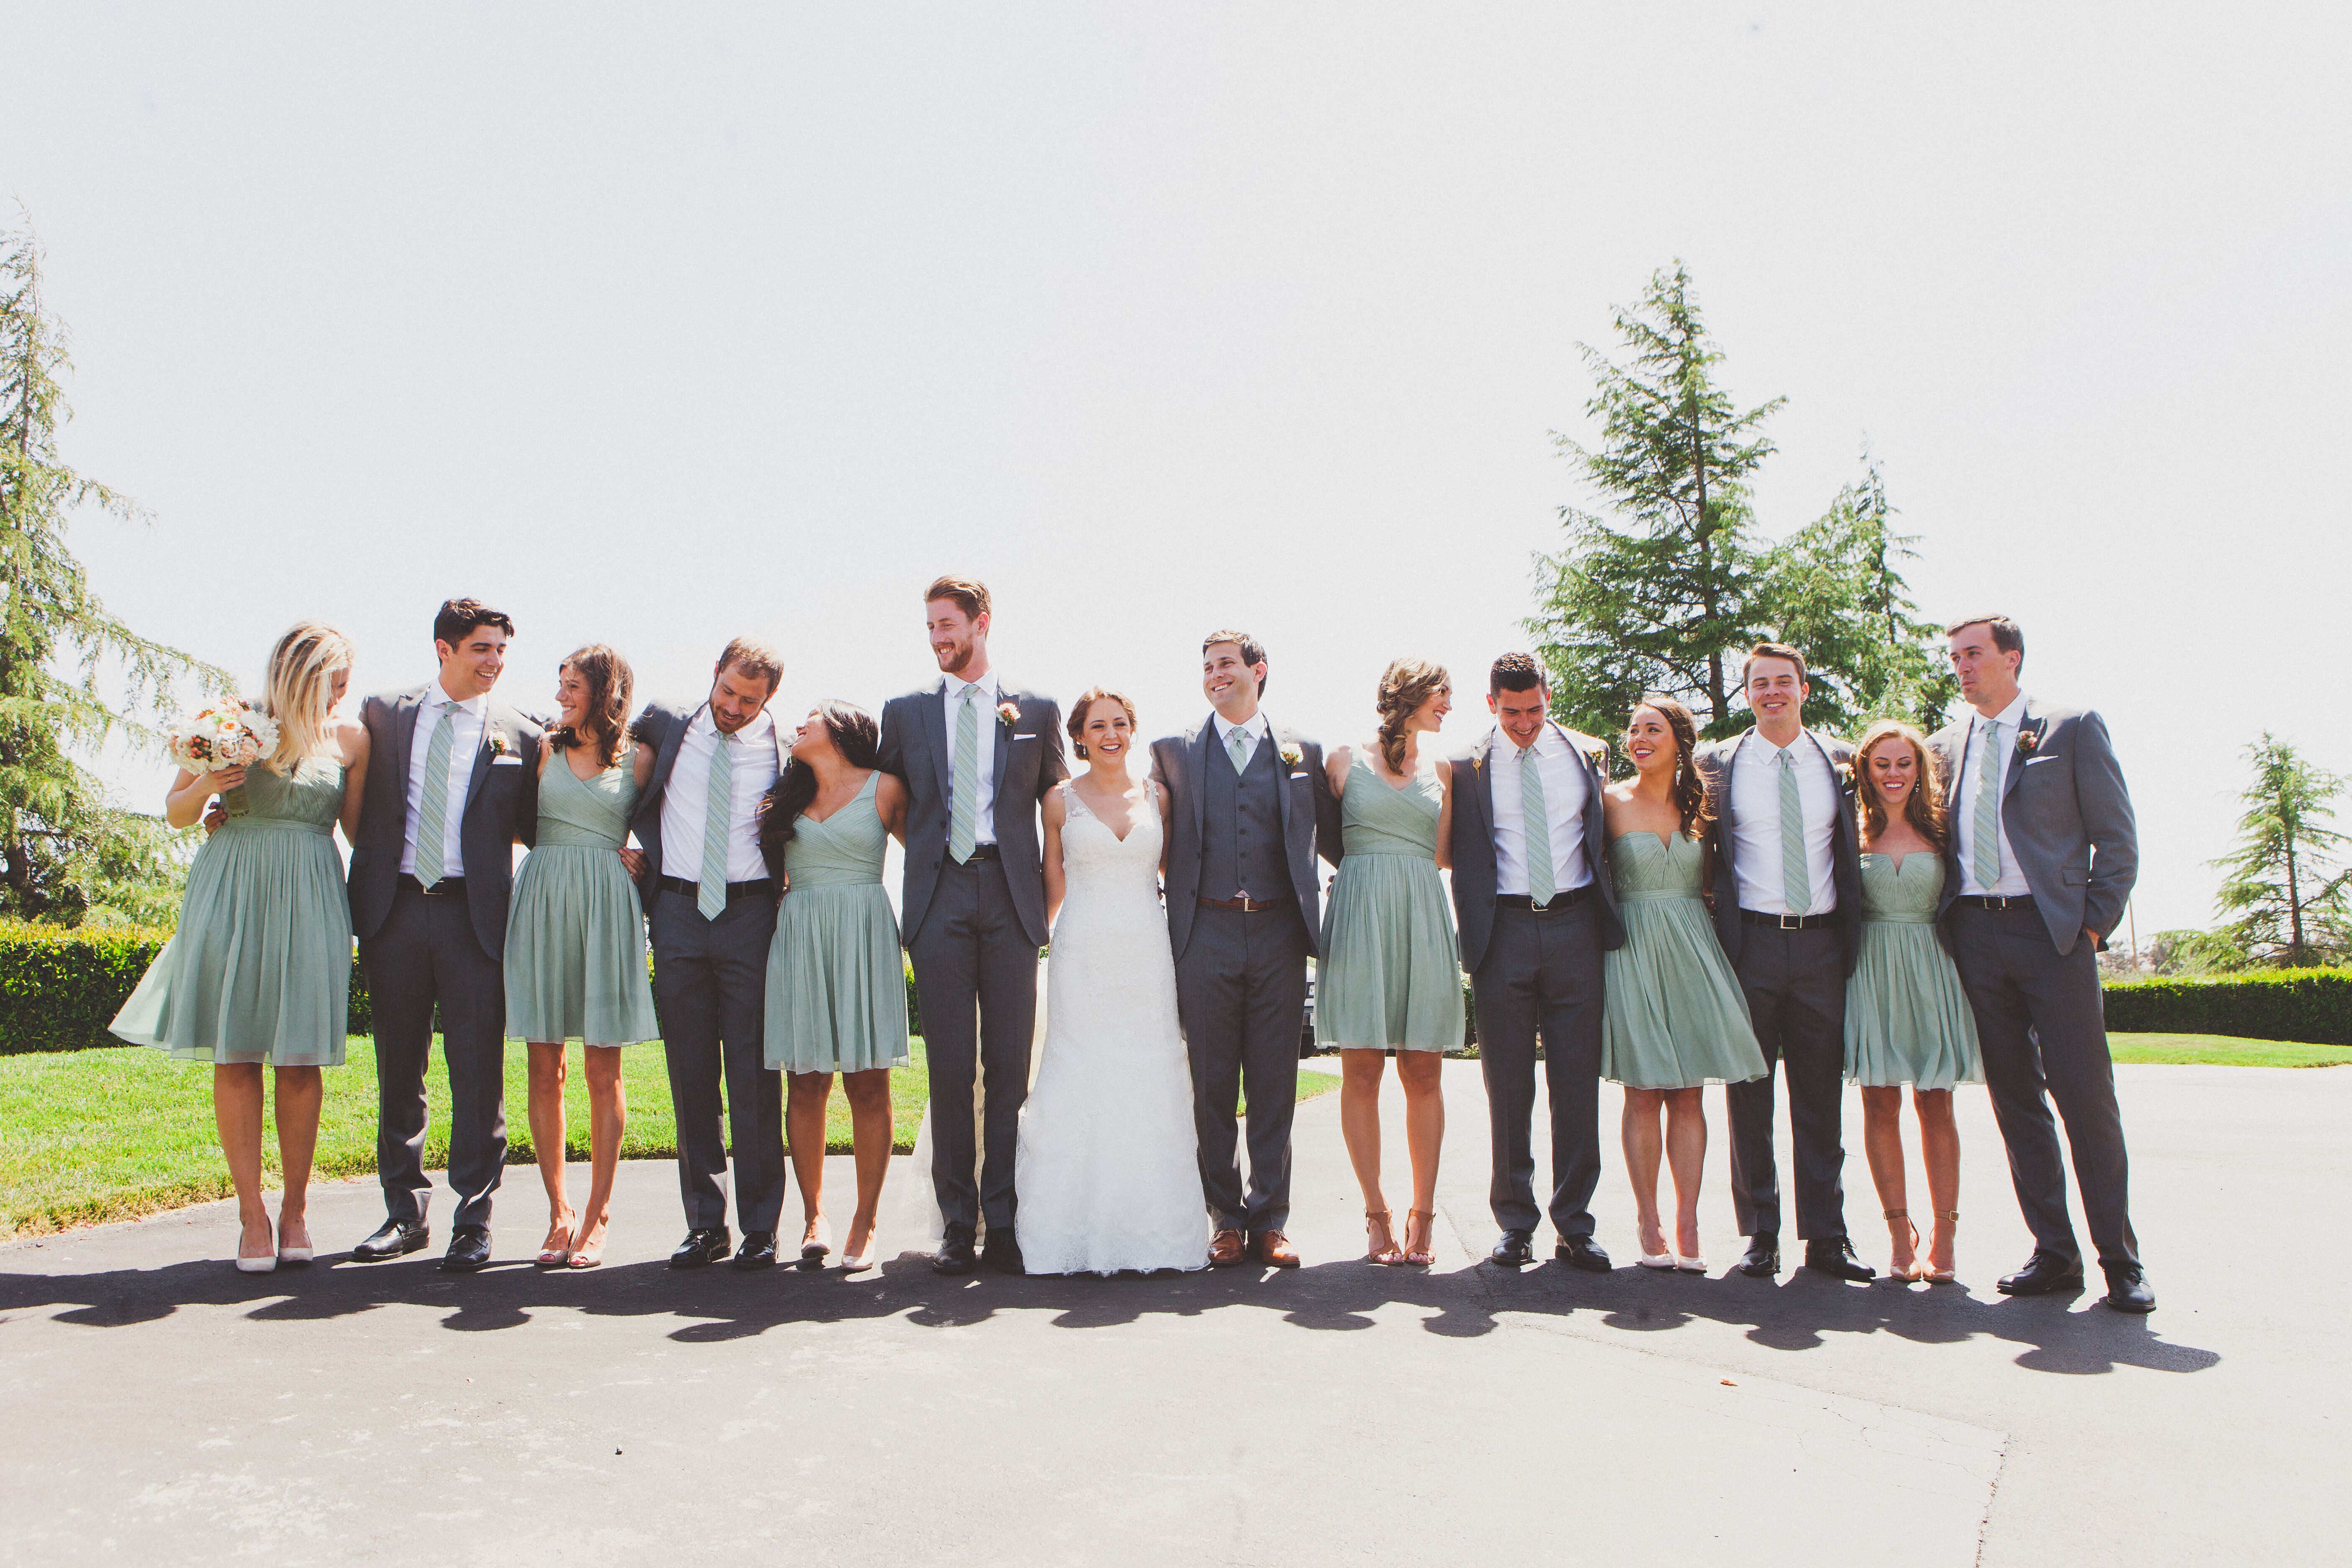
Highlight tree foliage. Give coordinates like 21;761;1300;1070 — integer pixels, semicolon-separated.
0;216;226;925
2202;735;2351;969
1526;263;1950;746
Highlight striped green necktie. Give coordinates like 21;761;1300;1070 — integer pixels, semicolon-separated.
1227;725;1251;774
699;730;734;920
949;686;980;864
1973;720;2004;891
1519;745;1553;905
413;702;456;889
1778;748;1810;916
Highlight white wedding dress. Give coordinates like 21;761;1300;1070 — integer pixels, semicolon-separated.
1014;781;1210;1275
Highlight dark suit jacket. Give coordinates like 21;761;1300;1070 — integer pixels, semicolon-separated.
347;684;543;961
874;679;1068;949
1927;700;2138;957
1149;715;1344;963
626;699;792;902
1692;727;1863;975
1447;723;1626;972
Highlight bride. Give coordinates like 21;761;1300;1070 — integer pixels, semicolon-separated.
1014;686;1210;1274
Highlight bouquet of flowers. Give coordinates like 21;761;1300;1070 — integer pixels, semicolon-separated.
165;698;279;816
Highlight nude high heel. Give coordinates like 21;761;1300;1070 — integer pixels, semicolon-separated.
1925;1210;1959;1283
1365;1209;1403;1266
1885;1208;1922;1282
1400;1210;1436;1268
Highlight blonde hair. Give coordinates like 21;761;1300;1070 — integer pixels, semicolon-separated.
262;620;354;769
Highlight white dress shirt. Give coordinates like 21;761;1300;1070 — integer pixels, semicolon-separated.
659;706;780;884
944;671;1001;847
1213;709;1271;771
1955;691;2034;897
1488;723;1594;896
1726;729;1841;915
399;687;486;877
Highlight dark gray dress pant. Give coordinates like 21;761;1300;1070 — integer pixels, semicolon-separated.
1471;899;1606;1239
1175;905;1309;1235
1725;923;1850;1241
907;856;1039;1232
1949;905;2138;1268
652;888;784;1234
361;883;508;1230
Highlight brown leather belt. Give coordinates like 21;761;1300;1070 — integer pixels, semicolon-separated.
1199;894;1294;913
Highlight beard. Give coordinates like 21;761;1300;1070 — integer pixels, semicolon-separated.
932;637;976;676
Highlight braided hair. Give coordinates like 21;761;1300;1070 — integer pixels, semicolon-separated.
1375;658;1450;775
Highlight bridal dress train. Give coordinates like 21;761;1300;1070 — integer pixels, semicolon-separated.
1013;781;1211;1274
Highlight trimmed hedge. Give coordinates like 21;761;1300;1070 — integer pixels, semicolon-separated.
0;921;374;1054
2103;968;2352;1047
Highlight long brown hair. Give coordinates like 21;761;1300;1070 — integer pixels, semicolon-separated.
549;645;634;769
759;700;881;860
1630;693;1712;838
1853;719;1947;849
1375;658;1449;775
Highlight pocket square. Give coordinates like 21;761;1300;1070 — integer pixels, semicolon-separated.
1011;733;1039;742
491;754;524;766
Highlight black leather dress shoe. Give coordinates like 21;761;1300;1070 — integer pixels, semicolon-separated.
352;1218;430;1262
983;1230;1024;1276
1996;1249;2085;1296
933;1221;977;1276
733;1231;779;1270
670;1228;732;1269
1555;1236;1612;1273
440;1225;493;1273
1488;1229;1534;1267
1804;1237;1875;1281
1736;1237;1780;1277
2101;1263;2156;1313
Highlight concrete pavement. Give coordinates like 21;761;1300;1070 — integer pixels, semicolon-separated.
2;1060;2341;1565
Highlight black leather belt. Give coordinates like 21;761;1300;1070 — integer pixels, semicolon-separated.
659;875;776;903
1199;894;1294;913
399;874;466;897
953;844;1002;861
1955;893;2037;911
1740;908;1834;930
1496;887;1594;914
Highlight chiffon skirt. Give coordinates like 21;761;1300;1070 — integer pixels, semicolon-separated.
1843;919;1983;1090
1314;853;1464;1052
1600;894;1767;1089
503;845;660;1046
763;882;910;1073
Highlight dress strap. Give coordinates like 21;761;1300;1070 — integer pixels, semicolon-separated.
1060;779;1095;823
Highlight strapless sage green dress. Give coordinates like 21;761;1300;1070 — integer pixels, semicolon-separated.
764;772;910;1073
1599;832;1767;1089
503;758;660;1046
110;758;352;1065
1314;756;1464;1052
1844;853;1983;1089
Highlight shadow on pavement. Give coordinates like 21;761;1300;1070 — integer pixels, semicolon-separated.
0;1247;2217;1377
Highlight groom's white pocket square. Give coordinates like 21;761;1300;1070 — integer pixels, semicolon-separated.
491;754;524;766
1011;733;1039;742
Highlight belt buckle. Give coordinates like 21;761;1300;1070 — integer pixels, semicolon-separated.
1530;895;1556;915
1778;912;1802;930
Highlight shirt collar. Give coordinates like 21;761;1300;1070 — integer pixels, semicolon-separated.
1744;727;1810;759
693;705;773;743
1979;692;2029;731
1498;722;1560;759
426;687;485;717
946;671;998;702
1214;711;1268;743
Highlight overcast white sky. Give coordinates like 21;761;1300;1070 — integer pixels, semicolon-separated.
6;3;2347;938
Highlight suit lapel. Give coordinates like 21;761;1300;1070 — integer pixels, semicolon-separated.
989;683;1014;796
1189;720;1212;839
2003;702;2041;805
462;701;500;813
392;687;425;785
1268;720;1296;839
1468;731;1498;836
924;678;955;812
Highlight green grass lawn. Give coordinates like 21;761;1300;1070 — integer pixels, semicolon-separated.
2108;1033;2352;1068
1;1039;1341;1239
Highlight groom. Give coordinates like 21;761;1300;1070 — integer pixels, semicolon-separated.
1151;630;1342;1268
876;576;1067;1277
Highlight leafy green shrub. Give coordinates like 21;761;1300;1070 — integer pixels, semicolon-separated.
0;921;371;1054
2104;968;2352;1046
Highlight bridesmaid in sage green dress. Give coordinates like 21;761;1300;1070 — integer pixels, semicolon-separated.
1318;658;1462;1268
504;645;659;1270
758;700;910;1273
111;622;369;1273
1845;720;1981;1283
1599;696;1766;1273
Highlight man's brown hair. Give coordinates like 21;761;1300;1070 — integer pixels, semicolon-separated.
1489;652;1547;696
1945;614;2024;669
717;637;784;691
1742;641;1809;685
925;575;992;622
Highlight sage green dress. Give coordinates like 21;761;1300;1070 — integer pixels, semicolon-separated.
1314;756;1464;1052
110;758;351;1066
503;758;660;1047
1844;853;1983;1089
764;772;910;1073
1599;832;1767;1088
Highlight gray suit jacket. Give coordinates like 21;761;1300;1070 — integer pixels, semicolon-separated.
1927;700;2138;957
1693;728;1864;974
1447;723;1626;972
347;685;543;961
874;679;1068;949
1149;717;1344;963
626;698;791;901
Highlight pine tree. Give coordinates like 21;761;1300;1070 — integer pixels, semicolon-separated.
0;215;228;925
2207;735;2350;967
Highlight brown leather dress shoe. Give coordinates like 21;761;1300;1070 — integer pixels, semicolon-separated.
1209;1229;1248;1267
1253;1231;1300;1268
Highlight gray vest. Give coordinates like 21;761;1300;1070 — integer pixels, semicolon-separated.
1202;730;1290;901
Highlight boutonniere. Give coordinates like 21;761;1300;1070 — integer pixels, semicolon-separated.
2015;725;2041;757
995;700;1021;728
1279;742;1304;768
489;730;511;757
1833;760;1854;788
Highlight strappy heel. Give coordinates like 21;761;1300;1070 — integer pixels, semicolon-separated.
1365;1209;1403;1265
1400;1209;1436;1267
1885;1208;1921;1282
1925;1210;1959;1283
